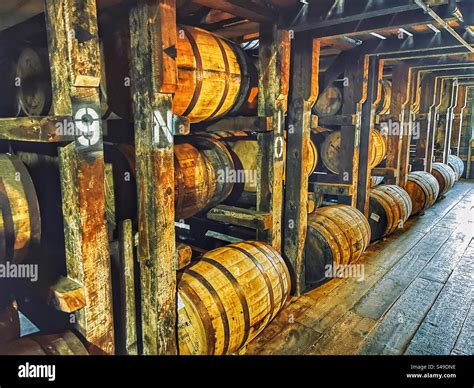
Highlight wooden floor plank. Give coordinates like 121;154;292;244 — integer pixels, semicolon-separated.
358;278;444;355
353;227;452;321
451;302;473;356
419;225;474;284
252;322;321;355
404;252;473;355
305;311;377;355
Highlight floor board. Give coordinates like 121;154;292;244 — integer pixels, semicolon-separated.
247;181;474;355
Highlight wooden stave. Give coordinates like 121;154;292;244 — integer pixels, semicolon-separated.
447;155;464;181
177;240;290;355
305;205;371;286
405;171;440;216
431;162;456;196
321;130;386;174
0;330;89;355
368;185;412;241
0;154;41;264
103;22;256;122
313;85;343;117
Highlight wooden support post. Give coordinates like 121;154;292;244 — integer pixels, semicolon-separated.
357;56;383;216
433;79;452;163
340;55;369;206
129;0;178;355
426;78;444;172
466;90;474;179
47;0;114;354
414;73;436;171
283;33;319;294
451;85;468;156
385;63;411;187
257;25;290;252
443;80;459;163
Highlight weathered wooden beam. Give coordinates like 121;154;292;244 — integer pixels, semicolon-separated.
118;219;137;355
414;73;436;171
357;56;383;216
385;63;411;187
207;205;273;230
313;183;354;196
176;243;192;270
0;116;74;142
339;54;369;206
48;0;115;354
128;0;178;355
256;25;290;251
47;276;86;314
372;167;398;178
450;85;468;156
192;0;276;23
205;116;268;132
443;80;459;163
283;32;319;294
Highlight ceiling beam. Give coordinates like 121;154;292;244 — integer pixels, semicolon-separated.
285;0;451;32
191;0;276;23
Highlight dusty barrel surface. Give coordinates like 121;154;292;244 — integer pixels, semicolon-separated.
177;241;291;355
368;185;412;242
0;154;41;264
431;162;456;196
447;155;464;181
103;23;257;122
321;129;386;174
0;331;88;355
105;137;235;222
305;205;371;287
313;85;342;116
405;171;440;216
377;80;392;115
16;47;52;116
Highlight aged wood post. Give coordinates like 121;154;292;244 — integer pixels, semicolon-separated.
283;33;319;294
129;0;178;355
443;80;459;163
46;0;115;354
357;56;383;216
340;54;369;206
451;84;468;156
385;63;411;187
426;77;445;172
414;73;436;172
257;25;290;252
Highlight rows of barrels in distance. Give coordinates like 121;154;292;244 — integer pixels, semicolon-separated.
311;80;391;176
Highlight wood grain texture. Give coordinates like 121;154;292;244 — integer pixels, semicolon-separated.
405;171;440;215
178;241;290;355
431;162;456;196
129;0;177;355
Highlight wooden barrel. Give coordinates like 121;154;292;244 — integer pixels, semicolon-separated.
103;23;256;122
0;56;21;117
208;132;317;193
305;205;371;287
377;80;392;115
0;154;41;264
368;185;413;242
313;85;342;116
405;171;440;216
321;129;386;174
16;47;52;116
105;137;235;221
448;155;464;181
0;331;89;355
177;240;290;355
431;162;456;196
